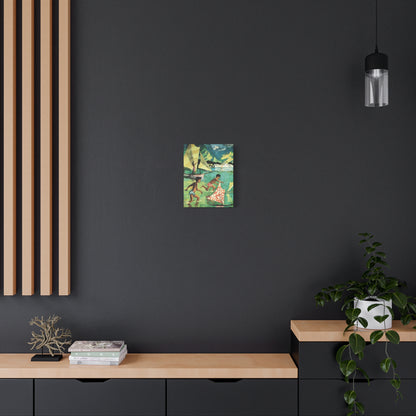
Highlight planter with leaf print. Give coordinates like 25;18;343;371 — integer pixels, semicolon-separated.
315;233;416;416
354;297;392;330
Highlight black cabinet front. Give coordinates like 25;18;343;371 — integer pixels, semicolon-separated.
292;335;416;379
300;379;416;416
167;379;297;416
35;379;165;416
0;379;33;416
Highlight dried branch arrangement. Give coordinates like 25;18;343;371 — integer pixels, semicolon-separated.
28;315;72;356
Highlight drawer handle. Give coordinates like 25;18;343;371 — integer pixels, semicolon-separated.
76;378;110;383
209;378;242;383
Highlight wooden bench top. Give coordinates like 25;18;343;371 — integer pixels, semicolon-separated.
0;353;298;379
291;320;416;342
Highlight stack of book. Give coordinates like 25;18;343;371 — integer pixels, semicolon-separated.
68;341;127;366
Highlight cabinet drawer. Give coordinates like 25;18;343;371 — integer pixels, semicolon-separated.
300;379;416;416
0;379;32;416
35;379;164;416
167;379;297;416
292;336;416;379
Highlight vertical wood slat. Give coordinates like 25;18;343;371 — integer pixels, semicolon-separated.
3;0;16;296
59;0;71;295
40;0;52;295
21;0;35;295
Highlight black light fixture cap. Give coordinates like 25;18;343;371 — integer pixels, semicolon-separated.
365;50;388;71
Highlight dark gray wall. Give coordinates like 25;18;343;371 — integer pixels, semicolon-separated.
2;0;416;352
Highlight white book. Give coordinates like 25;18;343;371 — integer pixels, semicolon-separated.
70;348;127;366
70;346;127;361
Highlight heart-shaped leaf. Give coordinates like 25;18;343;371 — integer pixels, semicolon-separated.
374;315;389;323
386;330;400;344
391;292;407;309
344;390;356;405
380;358;391;373
336;344;348;364
370;330;384;344
367;303;382;312
391;377;401;390
349;333;366;355
346;308;361;321
339;360;356;377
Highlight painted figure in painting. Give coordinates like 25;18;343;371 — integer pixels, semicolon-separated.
203;174;223;191
185;177;203;205
183;144;233;208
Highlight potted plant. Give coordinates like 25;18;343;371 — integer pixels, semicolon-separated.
315;233;416;415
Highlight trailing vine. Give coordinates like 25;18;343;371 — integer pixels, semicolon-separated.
315;233;416;415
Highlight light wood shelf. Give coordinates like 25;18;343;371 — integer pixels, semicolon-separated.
0;353;297;379
291;320;416;342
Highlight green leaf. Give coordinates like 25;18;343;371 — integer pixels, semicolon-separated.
343;323;355;334
374;315;389;323
367;303;382;312
339;360;357;377
344;390;356;405
380;358;392;373
392;292;407;309
349;333;366;355
355;401;365;414
366;247;375;253
370;330;384;344
357;367;370;383
391;377;401;390
401;314;412;326
346;308;361;321
336;344;348;364
387;306;395;319
386;330;400;344
358;232;369;237
357;317;368;328
373;242;382;247
368;285;377;296
330;291;342;302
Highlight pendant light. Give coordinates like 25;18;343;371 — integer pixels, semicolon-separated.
365;0;388;107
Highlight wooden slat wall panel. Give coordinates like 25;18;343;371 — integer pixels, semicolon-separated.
59;0;71;295
21;0;35;295
40;0;53;295
3;0;17;296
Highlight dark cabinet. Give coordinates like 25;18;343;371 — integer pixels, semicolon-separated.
167;379;297;416
292;335;416;379
300;379;416;416
35;379;165;416
0;379;33;416
292;333;416;416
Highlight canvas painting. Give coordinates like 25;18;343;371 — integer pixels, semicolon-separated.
183;144;234;208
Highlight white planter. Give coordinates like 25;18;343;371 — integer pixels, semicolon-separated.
354;297;392;330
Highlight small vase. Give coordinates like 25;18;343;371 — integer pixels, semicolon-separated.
354;297;392;330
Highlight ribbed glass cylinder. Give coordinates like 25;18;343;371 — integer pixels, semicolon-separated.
365;69;388;107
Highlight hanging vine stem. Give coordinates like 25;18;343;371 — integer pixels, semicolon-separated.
316;232;416;415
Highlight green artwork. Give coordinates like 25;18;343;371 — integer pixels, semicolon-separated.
184;144;234;208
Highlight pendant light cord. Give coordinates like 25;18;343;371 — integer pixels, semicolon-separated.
375;0;378;52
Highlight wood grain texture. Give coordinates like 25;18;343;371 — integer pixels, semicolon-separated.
40;0;53;295
291;320;416;342
0;353;298;379
3;0;17;296
58;0;71;295
21;0;35;295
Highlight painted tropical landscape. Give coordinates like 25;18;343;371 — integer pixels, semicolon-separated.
183;144;234;208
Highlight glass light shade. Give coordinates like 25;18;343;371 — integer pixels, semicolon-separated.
365;68;388;107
